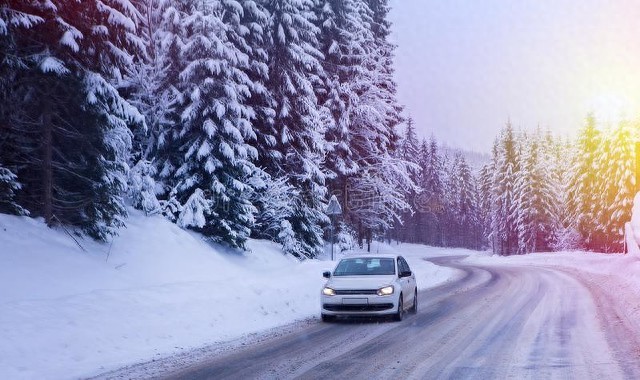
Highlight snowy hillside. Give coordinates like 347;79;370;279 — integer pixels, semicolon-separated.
0;211;457;380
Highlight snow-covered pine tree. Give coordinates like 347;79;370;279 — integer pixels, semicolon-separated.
0;0;144;240
313;0;409;250
0;7;35;216
248;171;297;246
313;0;361;181
362;0;403;137
121;0;182;214
237;0;278;168
336;0;411;249
128;159;161;215
344;154;414;251
151;3;195;220
229;1;296;247
449;153;480;249
478;144;496;250
393;118;420;242
163;0;259;248
366;0;391;40
0;165;26;215
124;0;179;159
490;122;519;255
419;136;445;246
550;135;580;250
399;118;420;165
409;138;431;244
441;152;457;246
594;120;636;252
262;0;329;258
511;131;560;254
540;129;565;249
177;188;210;229
566;114;602;250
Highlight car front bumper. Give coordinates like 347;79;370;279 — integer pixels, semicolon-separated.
321;294;399;316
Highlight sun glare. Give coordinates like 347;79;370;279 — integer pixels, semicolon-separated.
587;92;634;126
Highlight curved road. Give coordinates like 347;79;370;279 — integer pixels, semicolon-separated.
160;256;640;379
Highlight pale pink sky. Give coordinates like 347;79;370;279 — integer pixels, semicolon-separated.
389;0;640;152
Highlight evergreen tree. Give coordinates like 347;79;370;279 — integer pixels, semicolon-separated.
594;120;636;252
0;165;26;215
490;122;518;255
345;154;414;251
512;131;560;254
128;159;161;215
341;0;408;248
124;0;179;160
394;119;420;242
0;0;144;240
314;0;364;180
419;136;445;245
162;0;260;248
540;129;565;248
450;154;479;248
478;147;496;250
362;0;403;136
263;0;329;258
232;0;277;168
551;136;581;250
248;171;298;253
566;114;602;249
399;118;420;161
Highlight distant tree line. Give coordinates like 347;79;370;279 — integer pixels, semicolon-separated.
390;120;484;250
393;115;636;255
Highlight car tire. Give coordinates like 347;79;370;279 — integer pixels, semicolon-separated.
321;314;336;323
410;289;418;314
394;293;404;321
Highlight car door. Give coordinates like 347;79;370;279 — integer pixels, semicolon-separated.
398;257;416;306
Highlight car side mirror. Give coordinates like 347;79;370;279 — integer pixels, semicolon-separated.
400;270;412;278
323;271;331;279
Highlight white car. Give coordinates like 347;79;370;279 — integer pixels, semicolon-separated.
320;254;418;322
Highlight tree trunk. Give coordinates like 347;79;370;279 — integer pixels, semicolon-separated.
42;96;53;226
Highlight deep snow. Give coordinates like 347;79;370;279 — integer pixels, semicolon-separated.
0;211;457;380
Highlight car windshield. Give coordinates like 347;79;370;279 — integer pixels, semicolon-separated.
333;258;396;276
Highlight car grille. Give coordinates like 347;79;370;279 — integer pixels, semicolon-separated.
323;303;394;312
334;289;378;295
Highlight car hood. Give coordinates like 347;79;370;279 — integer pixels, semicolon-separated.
326;275;396;289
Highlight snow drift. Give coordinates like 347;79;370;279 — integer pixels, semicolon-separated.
0;211;456;380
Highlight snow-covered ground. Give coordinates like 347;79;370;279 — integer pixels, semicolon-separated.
0;212;457;380
6;209;640;380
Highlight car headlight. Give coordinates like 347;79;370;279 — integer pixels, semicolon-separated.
377;286;394;296
322;287;336;296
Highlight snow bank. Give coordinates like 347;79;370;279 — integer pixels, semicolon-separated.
463;250;640;290
627;192;640;256
0;212;456;380
459;248;640;307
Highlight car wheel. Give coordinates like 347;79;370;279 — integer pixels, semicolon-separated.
410;289;418;314
321;314;336;323
394;293;404;321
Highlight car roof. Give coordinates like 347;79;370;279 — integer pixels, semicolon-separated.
339;253;399;260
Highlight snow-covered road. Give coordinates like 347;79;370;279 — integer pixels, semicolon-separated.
132;255;640;379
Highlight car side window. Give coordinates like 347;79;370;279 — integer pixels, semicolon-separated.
397;258;406;274
399;257;410;273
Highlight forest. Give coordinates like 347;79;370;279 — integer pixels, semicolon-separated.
393;116;637;255
0;0;636;258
